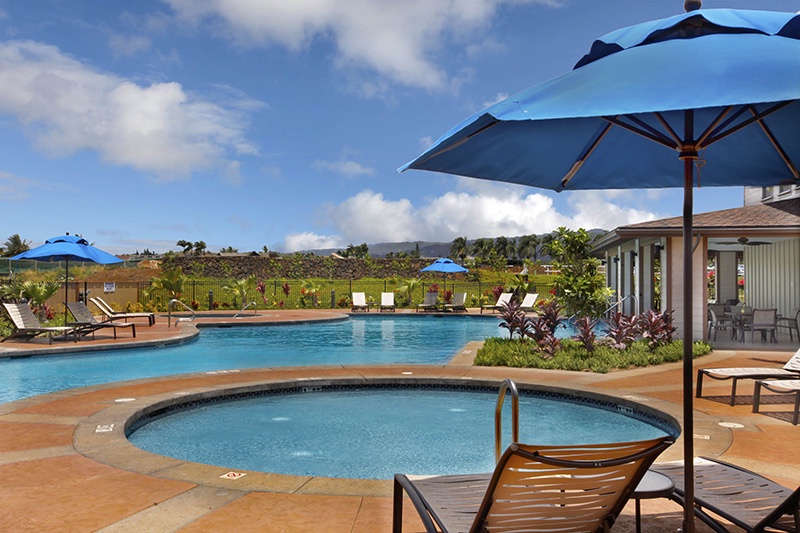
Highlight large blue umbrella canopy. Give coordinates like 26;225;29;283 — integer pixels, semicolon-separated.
401;5;800;531
420;257;469;274
11;234;122;305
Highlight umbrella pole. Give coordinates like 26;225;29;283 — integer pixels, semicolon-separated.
64;260;70;319
681;124;697;533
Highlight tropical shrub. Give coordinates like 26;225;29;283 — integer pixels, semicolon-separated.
573;316;598;353
638;309;677;348
498;300;529;339
606;311;639;350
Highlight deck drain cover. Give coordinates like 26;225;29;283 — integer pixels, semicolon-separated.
115;398;136;403
718;422;745;429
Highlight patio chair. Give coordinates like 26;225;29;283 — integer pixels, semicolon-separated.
707;307;735;341
393;436;674;533
519;292;539;312
1;302;76;344
651;457;800;533
777;307;800;342
416;292;439;312
90;297;156;326
753;379;800;425
480;292;512;314
67;301;135;340
351;292;370;312
696;348;800;406
444;292;467;312
380;292;396;312
748;308;778;343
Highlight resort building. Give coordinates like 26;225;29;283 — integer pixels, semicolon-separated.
593;186;800;342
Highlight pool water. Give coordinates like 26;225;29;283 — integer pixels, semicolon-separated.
128;387;672;479
0;315;504;403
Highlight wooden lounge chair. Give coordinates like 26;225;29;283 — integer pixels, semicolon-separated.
444;292;467;312
351;292;370;312
67;301;135;340
1;302;76;344
519;292;539;312
696;348;800;406
652;457;800;533
480;292;512;314
380;292;396;312
394;436;673;533
416;292;439;312
90;297;156;326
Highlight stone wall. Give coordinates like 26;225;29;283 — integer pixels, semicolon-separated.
162;255;444;280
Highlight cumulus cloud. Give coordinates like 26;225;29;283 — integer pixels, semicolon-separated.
279;185;662;251
0;40;259;180
164;0;557;93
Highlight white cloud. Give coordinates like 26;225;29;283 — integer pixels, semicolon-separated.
108;33;152;57
0;40;258;180
282;185;663;250
164;0;558;92
283;231;344;252
313;159;375;178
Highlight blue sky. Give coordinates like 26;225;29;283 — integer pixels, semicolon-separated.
1;0;797;255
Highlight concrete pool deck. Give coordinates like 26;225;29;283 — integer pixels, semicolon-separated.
1;309;798;532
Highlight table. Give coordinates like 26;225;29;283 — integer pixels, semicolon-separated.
631;470;675;533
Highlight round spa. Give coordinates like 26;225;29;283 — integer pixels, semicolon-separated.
126;382;679;480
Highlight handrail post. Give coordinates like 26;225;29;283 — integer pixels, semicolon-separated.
168;298;196;328
495;378;519;463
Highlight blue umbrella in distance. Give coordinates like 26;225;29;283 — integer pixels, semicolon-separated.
401;4;800;530
421;258;468;294
11;234;122;307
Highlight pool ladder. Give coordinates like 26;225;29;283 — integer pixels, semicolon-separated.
494;378;519;463
168;299;196;328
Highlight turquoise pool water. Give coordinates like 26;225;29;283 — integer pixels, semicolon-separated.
0;315;505;403
128;387;673;479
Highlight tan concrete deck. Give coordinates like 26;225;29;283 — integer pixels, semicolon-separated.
1;309;798;532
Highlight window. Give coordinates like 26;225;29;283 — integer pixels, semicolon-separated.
761;186;774;200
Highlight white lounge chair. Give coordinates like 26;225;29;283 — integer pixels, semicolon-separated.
2;302;76;344
519;292;539;312
444;292;467;312
480;292;512;314
90;297;156;326
753;379;800;425
696;348;800;405
379;292;395;312
351;292;370;312
416;292;439;312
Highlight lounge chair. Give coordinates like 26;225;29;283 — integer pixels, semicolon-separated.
90;297;156;326
351;292;370;312
1;302;76;344
696;348;800;405
480;292;512;314
416;292;439;312
777;307;800;342
753;379;800;425
380;292;396;312
652;457;800;533
67;301;135;340
444;292;467;312
394;436;674;533
519;292;539;312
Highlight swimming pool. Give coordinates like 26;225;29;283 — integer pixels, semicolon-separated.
0;315;504;404
127;384;675;479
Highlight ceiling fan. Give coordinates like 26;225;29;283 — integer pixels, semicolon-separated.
718;237;772;246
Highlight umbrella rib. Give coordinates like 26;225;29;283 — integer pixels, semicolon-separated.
704;101;793;147
561;122;613;187
749;106;800;180
412;119;500;167
602;115;678;150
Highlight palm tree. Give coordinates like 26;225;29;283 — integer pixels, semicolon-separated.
193;241;207;255
494;236;516;260
176;239;193;254
516;234;539;261
3;234;31;257
449;236;468;263
470;238;493;261
145;267;187;301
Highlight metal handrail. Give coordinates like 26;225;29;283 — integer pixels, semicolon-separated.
494;378;519;463
602;294;639;317
233;301;258;318
168;299;196;328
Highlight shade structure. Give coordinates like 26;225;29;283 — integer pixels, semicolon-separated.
11;235;122;307
401;6;800;532
420;257;468;274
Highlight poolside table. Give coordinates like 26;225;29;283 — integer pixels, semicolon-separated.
631;470;675;533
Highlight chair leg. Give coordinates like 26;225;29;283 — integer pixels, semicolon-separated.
696;370;704;398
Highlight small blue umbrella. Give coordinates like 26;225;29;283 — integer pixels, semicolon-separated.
421;258;468;295
11;234;122;306
402;5;800;531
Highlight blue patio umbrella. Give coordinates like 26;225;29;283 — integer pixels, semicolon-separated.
401;4;800;531
11;234;122;307
421;258;468;295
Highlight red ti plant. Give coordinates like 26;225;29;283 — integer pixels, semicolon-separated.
256;280;269;306
573;316;598;353
443;290;453;304
282;282;290;296
492;285;505;301
428;283;439;293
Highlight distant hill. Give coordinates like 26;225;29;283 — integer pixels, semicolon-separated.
300;230;608;259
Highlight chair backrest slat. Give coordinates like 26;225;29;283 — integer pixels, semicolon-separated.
3;302;43;329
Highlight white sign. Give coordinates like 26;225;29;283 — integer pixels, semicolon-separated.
104;282;116;293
